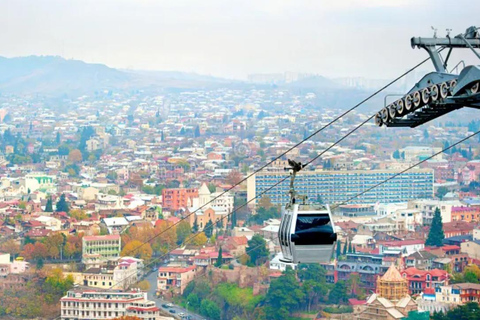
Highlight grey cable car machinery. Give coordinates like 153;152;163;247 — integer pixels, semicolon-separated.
375;26;480;128
278;160;337;264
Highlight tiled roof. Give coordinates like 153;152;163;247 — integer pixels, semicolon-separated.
381;264;404;282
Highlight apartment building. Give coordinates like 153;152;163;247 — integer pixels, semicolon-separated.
60;289;167;320
82;234;121;265
157;265;196;295
248;169;434;206
435;283;480;305
162;187;198;211
401;267;449;295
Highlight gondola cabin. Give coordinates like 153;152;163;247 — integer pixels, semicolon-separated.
279;203;337;264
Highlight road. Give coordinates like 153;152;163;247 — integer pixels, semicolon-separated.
144;270;205;320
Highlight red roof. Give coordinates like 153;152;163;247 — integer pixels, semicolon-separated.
158;266;196;273
378;239;425;246
83;234;121;241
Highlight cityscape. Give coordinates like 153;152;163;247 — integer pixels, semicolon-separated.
1;1;480;320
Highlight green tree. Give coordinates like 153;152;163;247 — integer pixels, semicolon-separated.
204;219;214;238
436;186;449;200
348;241;352;253
200;299;221;320
246;234;269;266
328;281;347;304
431;302;480;320
192;217;199;233
215;247;223;268
187;293;200;310
336;241;341;258
343;240;348;255
176;220;192;245
56;194;69;213
426;208;445;247
264;268;305;320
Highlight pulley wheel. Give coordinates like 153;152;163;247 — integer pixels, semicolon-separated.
412;91;421;108
430;84;439;102
404;94;413;111
374;113;383;127
396;99;405;116
380;108;389;123
471;82;479;94
449;79;457;93
421;87;430;105
440;82;448;99
388;104;397;118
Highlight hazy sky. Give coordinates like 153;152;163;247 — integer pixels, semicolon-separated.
1;0;479;79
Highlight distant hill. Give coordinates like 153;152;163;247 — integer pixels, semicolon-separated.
286;75;343;90
0;56;240;96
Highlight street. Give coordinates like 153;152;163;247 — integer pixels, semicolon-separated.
144;270;205;320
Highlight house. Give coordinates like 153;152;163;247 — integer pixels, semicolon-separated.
460;239;480;259
435;283;480;305
157;265;196;295
401;267;448;295
405;250;437;270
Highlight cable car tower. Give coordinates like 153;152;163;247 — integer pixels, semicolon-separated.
278;160;337;264
375;26;480;128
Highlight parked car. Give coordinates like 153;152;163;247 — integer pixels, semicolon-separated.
169;309;176;314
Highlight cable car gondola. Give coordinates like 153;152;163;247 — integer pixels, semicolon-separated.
278;160;337;264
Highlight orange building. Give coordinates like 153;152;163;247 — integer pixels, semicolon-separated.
451;206;480;223
162;188;198;211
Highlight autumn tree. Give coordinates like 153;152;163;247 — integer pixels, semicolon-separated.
0;239;20;258
43;233;65;259
258;195;273;210
153;220;177;253
68;149;83;163
135;280;151;291
21;242;48;261
187;232;208;246
176;220;192;245
69;209;88;221
225;169;243;186
121;240;153;261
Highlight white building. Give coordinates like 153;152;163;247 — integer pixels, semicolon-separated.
60;289;172;320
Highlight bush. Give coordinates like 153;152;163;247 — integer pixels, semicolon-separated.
323;306;353;314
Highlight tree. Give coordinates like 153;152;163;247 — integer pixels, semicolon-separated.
431;302;480;320
200;299;221;320
45;197;53;212
135;280;151;291
246;234;269;266
44;233;64;259
176;220;192;245
215;247;223;268
192;217;199;233
56;131;61;145
426;208;445;247
264;268;305;320
187;293;200;310
153;220;177;253
348;241;352;253
0;239;20;258
204;219;214;238
343;240;348;255
258;195;273;210
187;232;208;246
225;170;243;186
336;241;341;259
436;186;449;200
69;209;88;221
68;149;83;163
56;194;69;213
328;281;347;304
121;240;153;261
